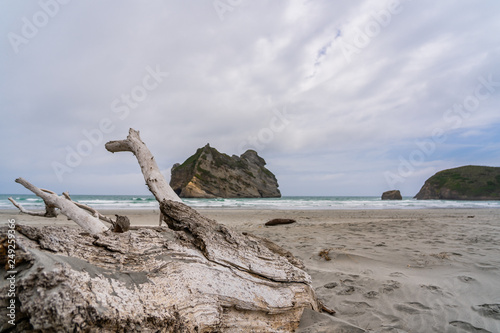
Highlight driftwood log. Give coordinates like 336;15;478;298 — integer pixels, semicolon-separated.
8;189;58;218
62;192;116;225
105;129;182;205
265;218;297;226
8;189;118;230
0;128;322;332
12;178;108;234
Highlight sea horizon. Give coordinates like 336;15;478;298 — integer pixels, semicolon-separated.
2;194;500;211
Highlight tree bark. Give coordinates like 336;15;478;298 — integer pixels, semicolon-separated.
14;178;108;234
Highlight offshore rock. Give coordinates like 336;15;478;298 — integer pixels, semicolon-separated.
170;144;281;198
381;190;402;200
414;165;500;200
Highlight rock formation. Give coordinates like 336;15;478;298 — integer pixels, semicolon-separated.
170;144;281;198
381;190;402;200
414;165;500;200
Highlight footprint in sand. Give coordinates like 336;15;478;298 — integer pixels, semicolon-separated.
449;321;492;333
420;284;444;294
337;286;356;295
475;263;499;271
341;300;372;308
363;290;379;299
339;301;373;316
472;304;500;320
381;280;401;294
458;275;476;283
389;272;407;278
394;302;431;315
323;282;338;289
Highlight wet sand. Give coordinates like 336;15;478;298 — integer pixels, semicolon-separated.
2;208;500;332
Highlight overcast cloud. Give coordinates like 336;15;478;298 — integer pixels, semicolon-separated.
1;0;499;196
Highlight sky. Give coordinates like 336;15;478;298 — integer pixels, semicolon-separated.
1;0;500;197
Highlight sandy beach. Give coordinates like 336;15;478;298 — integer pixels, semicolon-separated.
2;208;500;332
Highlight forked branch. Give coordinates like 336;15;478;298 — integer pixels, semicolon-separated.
8;197;58;217
14;178;108;234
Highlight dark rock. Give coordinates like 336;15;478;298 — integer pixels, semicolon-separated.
381;190;402;200
265;218;296;226
113;214;130;232
414;165;500;200
170;144;281;198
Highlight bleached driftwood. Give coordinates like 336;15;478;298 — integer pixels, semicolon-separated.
0;129;322;332
13;178;108;234
62;192;116;225
105;128;182;204
105;129;180;227
8;189;58;218
0;224;318;332
8;189;118;227
10;188;119;230
61;192;129;232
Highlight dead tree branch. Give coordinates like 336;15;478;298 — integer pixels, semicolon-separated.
105;129;181;204
8;197;58;217
14;178;108;234
62;192;116;225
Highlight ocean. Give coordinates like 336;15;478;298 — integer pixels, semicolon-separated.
1;194;500;210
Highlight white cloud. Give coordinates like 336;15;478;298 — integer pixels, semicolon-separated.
1;0;500;195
